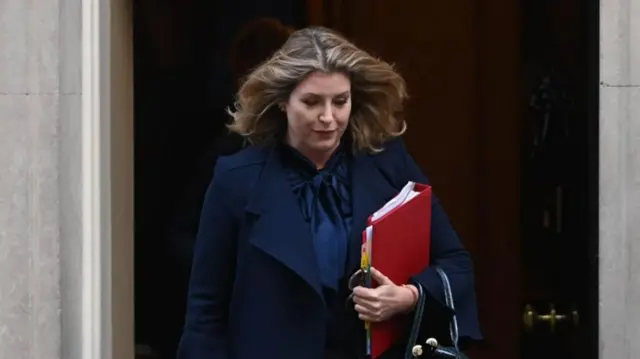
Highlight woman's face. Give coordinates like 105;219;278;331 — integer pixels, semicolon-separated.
283;71;351;165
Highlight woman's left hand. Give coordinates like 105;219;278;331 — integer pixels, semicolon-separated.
352;267;417;322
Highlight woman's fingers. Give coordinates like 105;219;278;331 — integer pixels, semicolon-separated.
351;272;397;323
354;304;384;322
370;267;394;285
353;293;379;311
358;313;377;322
352;285;377;299
354;304;369;315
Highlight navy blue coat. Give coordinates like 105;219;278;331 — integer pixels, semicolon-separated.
177;138;481;359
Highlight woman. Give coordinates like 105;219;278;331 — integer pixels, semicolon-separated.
177;26;482;359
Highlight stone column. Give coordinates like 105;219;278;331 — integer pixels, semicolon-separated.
599;0;640;358
0;0;83;358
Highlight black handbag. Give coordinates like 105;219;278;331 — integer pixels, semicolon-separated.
404;267;469;359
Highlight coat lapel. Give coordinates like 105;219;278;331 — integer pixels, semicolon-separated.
245;146;324;300
244;145;400;297
346;152;400;274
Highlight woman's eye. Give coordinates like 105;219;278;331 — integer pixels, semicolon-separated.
334;98;348;106
302;100;318;107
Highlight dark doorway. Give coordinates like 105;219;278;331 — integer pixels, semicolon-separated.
519;0;599;357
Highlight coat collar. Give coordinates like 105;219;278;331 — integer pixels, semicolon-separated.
244;144;398;299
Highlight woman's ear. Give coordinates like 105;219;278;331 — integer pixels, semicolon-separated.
277;102;286;112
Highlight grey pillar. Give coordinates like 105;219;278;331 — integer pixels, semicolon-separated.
0;0;83;358
599;0;640;358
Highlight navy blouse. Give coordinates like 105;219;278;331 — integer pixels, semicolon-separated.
279;143;353;292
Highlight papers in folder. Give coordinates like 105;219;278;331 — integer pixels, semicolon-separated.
361;181;432;359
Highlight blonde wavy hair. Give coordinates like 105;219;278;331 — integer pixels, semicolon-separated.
227;26;408;153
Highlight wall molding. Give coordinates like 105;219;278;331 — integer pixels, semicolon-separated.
81;0;135;358
81;0;110;357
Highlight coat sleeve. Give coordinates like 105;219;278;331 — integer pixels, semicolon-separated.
394;140;482;343
177;158;238;359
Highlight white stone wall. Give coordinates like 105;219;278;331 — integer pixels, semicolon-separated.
0;0;82;358
599;0;640;358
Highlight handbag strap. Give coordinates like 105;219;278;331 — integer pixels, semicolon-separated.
405;283;427;359
435;267;460;353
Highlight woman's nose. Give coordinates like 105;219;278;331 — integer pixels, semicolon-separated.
319;106;334;123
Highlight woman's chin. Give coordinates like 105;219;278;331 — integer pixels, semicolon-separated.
311;140;339;154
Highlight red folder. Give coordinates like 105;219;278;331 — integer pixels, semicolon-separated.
362;182;432;359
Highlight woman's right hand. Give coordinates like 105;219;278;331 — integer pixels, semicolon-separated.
352;267;417;322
